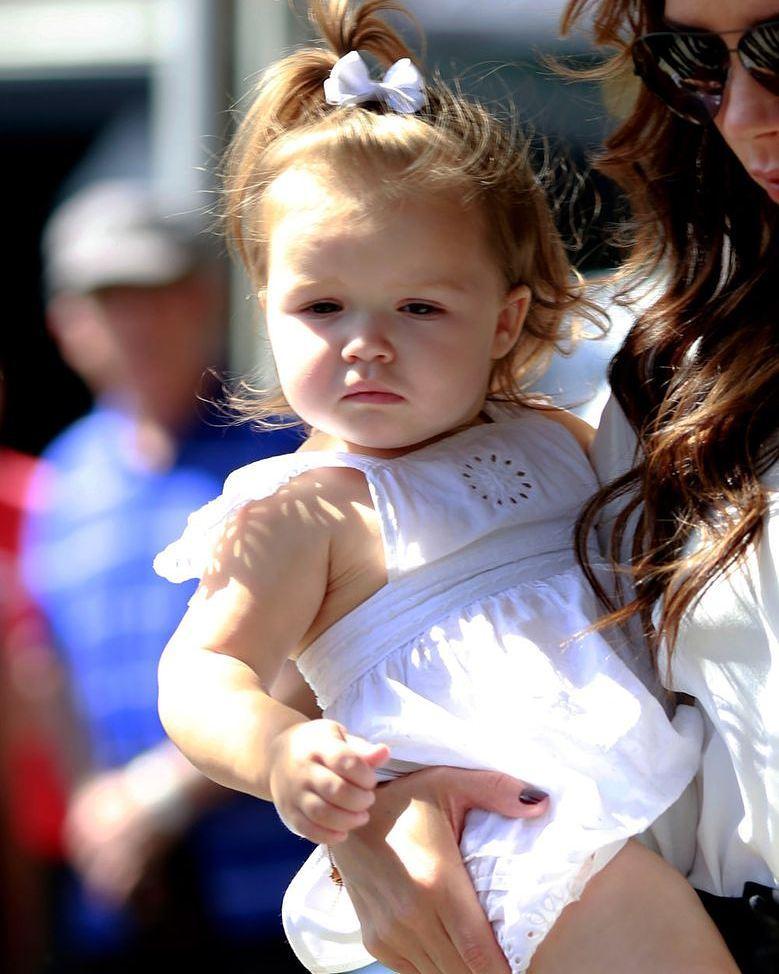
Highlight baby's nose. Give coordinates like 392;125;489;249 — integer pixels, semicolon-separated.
341;319;394;362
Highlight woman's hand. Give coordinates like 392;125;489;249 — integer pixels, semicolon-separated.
330;766;549;974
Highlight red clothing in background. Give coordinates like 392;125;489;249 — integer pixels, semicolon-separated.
0;448;66;859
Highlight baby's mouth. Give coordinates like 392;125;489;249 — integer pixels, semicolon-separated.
342;390;404;404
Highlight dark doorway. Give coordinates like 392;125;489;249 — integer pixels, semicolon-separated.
1;72;150;455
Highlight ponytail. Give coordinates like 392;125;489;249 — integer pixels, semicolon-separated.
310;0;417;66
224;1;420;275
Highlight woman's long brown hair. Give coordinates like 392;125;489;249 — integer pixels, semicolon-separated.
562;0;779;665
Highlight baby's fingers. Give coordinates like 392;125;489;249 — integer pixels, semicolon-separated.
309;763;376;813
299;791;370;840
280;805;348;846
345;733;391;769
318;737;383;790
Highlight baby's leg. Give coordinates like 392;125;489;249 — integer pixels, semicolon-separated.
528;840;738;974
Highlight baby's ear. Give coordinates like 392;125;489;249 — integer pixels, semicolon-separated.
491;284;531;359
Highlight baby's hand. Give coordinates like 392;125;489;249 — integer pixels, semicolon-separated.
268;720;390;845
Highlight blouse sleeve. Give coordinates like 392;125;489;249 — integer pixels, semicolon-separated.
589;395;641;559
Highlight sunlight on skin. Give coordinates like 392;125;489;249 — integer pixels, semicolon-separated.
199;483;377;610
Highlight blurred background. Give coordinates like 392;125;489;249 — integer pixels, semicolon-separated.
0;1;628;971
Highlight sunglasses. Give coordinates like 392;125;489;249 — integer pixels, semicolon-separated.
632;19;779;124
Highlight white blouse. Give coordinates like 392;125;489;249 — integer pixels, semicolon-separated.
591;395;779;897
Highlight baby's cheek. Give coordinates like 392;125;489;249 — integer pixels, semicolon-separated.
272;327;319;385
280;356;336;425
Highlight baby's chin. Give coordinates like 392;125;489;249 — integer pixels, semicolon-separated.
296;427;407;456
300;426;438;458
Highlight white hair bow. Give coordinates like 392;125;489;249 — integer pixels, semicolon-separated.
324;51;425;114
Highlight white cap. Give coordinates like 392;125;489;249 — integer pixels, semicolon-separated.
42;181;205;295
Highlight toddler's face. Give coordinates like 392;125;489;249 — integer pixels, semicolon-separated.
263;167;529;456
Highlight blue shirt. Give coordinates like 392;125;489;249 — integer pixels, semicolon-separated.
23;403;309;950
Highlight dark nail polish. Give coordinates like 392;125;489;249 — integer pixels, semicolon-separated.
519;787;548;805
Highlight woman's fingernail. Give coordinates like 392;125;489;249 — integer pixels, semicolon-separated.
519;787;548;805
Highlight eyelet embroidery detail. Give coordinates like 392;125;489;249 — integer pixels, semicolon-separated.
496;857;599;972
460;454;533;506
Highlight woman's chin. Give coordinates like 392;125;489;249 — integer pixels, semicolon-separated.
764;183;779;205
748;172;779;204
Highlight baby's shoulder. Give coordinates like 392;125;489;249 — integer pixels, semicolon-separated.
154;452;376;585
226;461;374;543
288;463;374;507
291;466;380;558
237;461;385;638
537;409;595;455
221;449;373;511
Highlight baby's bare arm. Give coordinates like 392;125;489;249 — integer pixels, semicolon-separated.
157;469;389;841
157;481;330;798
530;840;738;974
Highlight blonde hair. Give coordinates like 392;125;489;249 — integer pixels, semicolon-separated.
224;0;596;425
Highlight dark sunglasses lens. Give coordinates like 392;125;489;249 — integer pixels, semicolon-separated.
740;21;779;95
632;34;725;123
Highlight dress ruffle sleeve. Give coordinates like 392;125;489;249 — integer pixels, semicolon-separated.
152;452;346;583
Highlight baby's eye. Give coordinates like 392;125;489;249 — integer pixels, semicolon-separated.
304;301;342;315
400;302;442;316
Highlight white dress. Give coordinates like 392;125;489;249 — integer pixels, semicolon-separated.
592;395;779;898
155;410;702;974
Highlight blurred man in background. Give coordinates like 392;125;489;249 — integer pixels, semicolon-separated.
21;181;306;973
